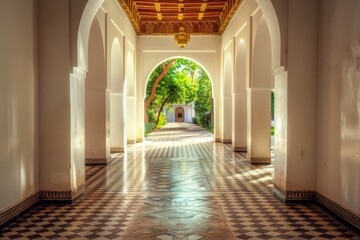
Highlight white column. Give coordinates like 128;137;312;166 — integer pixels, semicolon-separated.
110;93;126;152
85;88;108;163
222;96;232;143
126;96;136;144
247;89;271;164
274;69;288;189
232;92;247;151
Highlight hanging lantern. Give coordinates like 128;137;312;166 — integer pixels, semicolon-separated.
174;27;191;48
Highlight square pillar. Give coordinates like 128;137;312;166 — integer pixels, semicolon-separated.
247;89;271;164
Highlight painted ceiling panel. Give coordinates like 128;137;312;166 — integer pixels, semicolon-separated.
118;0;243;35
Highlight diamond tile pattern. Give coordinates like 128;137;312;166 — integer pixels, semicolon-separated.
1;123;359;239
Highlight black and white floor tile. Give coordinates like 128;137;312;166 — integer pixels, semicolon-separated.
0;123;358;239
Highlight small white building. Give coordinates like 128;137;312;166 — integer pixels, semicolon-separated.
164;103;195;123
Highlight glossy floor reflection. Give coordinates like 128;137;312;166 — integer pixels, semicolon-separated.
0;123;359;239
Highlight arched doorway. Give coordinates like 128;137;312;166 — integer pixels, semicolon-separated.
247;16;272;164
85;16;108;164
175;107;185;122
140;54;217;141
144;58;213;137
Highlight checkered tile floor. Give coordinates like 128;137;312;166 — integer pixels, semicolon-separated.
0;123;359;239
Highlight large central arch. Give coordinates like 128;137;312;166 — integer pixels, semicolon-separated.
143;56;215;138
143;56;215;96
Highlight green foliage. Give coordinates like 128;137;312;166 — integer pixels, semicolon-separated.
145;123;155;136
271;91;274;120
193;67;212;130
271;127;274;136
157;112;167;128
145;58;213;134
147;107;156;123
207;122;214;133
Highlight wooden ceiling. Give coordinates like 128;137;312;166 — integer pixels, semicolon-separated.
118;0;243;35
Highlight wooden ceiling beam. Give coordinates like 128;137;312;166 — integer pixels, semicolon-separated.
117;0;243;35
133;0;226;4
140;19;219;23
138;10;223;14
141;17;219;21
136;5;224;10
140;16;219;20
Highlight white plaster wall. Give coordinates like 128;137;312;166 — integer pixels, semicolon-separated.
185;105;194;123
102;0;137;43
39;0;72;191
286;0;318;191
221;0;259;47
251;17;272;89
165;107;175;123
165;104;194;123
0;0;39;211
317;0;360;214
164;104;194;123
137;35;220;141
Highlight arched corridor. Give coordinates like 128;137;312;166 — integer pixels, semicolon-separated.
0;0;359;237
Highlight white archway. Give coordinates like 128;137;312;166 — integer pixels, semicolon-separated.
77;0;105;71
254;0;288;192
247;16;272;164
143;57;215;137
85;16;109;164
143;56;215;97
255;0;281;70
69;0;104;190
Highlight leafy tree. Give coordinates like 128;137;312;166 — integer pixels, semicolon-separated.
148;59;197;126
194;67;212;129
144;59;176;123
145;58;212;131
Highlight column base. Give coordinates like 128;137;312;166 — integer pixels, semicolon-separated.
233;146;247;152
111;147;124;153
273;182;315;204
222;139;232;144
250;157;271;164
85;158;107;165
40;182;86;204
